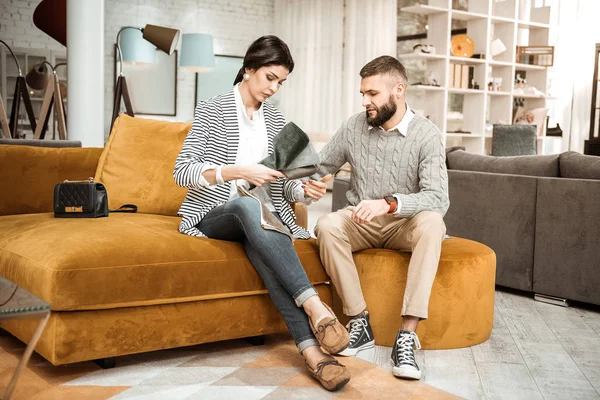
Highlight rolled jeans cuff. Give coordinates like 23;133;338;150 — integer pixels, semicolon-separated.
297;338;320;354
294;286;318;307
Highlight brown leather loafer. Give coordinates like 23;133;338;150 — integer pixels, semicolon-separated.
306;355;351;391
309;302;350;354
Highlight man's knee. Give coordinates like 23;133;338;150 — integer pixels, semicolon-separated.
412;211;446;241
315;212;346;242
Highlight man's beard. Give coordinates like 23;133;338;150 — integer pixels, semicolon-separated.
366;95;397;127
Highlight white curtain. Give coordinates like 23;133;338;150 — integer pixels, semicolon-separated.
547;0;600;152
342;0;398;118
566;0;600;151
274;0;345;134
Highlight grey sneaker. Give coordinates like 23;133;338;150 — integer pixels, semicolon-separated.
337;311;375;356
391;330;422;380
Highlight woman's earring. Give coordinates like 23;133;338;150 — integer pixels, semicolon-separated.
243;73;250;80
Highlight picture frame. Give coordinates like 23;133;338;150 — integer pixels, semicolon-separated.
114;45;178;116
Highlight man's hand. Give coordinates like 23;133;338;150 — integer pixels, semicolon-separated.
351;199;390;224
303;174;333;201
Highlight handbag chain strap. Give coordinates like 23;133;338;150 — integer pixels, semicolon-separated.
63;177;94;184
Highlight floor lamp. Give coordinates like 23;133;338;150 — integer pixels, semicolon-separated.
26;61;67;140
111;24;180;133
0;39;37;139
0;94;10;139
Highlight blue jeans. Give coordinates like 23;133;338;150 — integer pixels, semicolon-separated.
197;196;319;352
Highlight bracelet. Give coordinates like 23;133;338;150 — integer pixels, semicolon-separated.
215;166;225;185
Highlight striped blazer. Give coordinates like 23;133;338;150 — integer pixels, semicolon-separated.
173;88;311;239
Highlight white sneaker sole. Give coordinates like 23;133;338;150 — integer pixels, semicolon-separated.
392;365;422;380
337;340;375;356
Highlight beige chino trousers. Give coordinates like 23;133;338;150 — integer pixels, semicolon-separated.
315;207;446;319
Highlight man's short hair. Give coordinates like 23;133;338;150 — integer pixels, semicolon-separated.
359;56;408;82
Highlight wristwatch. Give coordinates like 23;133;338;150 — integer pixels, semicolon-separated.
384;195;398;214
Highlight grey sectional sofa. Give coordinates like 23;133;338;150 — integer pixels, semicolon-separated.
331;150;600;305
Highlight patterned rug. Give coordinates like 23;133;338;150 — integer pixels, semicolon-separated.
0;332;461;399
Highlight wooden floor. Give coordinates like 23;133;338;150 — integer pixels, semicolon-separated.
309;193;600;399
354;290;600;400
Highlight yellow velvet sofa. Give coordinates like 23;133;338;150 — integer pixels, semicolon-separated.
0;115;330;366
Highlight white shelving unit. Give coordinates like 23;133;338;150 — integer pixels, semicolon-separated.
399;0;557;155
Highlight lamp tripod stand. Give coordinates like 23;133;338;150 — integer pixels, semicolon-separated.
0;95;10;139
0;39;37;139
110;72;134;133
29;62;67;140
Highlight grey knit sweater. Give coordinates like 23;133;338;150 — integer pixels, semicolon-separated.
318;111;449;218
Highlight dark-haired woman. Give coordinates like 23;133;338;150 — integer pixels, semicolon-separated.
173;35;350;391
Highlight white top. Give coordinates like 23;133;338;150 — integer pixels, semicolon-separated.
229;83;270;201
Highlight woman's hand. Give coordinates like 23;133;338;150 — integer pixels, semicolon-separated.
239;165;286;186
303;174;333;201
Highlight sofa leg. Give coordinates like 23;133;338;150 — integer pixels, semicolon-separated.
534;293;569;307
93;357;116;369
244;335;266;346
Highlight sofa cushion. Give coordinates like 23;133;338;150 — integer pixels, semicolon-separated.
94;115;191;216
0;145;103;216
559;151;600;180
446;150;559;177
0;213;328;311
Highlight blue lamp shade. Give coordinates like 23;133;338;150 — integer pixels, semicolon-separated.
120;28;156;64
180;33;215;72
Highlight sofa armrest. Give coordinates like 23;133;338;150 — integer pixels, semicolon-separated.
533;177;600;304
0;145;104;216
291;203;308;229
446;169;538;291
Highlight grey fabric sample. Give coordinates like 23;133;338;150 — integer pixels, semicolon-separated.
559;151;600;180
447;150;559;177
445;170;538;291
491;124;537;156
236;186;292;239
533;178;600;304
259;122;319;179
0;139;82;148
244;122;319;239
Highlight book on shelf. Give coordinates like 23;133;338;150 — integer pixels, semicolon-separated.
449;64;475;89
453;64;461;88
461;65;469;89
516;46;554;66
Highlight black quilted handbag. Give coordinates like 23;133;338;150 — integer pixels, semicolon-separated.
53;178;137;218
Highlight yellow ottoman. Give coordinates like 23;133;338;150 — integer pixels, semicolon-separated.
332;237;496;349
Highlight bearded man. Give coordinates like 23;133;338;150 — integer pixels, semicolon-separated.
311;55;449;380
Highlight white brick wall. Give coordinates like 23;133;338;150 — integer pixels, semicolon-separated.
1;0;274;140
